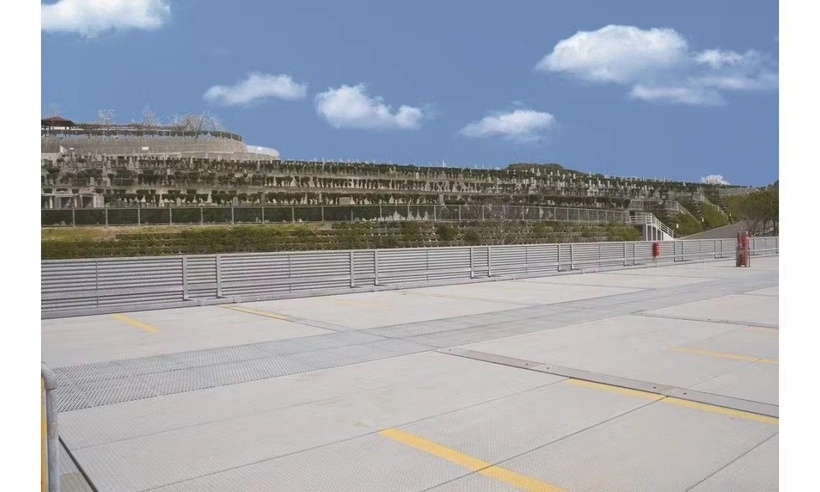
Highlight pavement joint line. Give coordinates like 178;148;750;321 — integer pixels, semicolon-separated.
682;433;779;491
670;346;779;365
219;305;348;331
219;305;291;321
379;428;566;492
439;349;779;420
745;326;779;333
634;312;779;330
109;313;159;334
563;379;778;425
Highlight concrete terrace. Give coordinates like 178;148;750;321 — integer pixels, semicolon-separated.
42;256;779;492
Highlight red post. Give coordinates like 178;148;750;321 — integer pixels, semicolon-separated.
652;242;661;258
736;231;750;267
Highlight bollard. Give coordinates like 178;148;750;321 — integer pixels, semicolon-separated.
42;362;59;492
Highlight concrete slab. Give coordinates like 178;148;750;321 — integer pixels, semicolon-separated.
497;399;778;492
461;315;776;392
64;353;559;491
688;434;779;492
745;286;779;296
691;361;779;406
236;290;523;330
524;271;713;289
150;431;473;492
44;256;779;492
43;307;332;367
411;280;642;307
642;293;779;327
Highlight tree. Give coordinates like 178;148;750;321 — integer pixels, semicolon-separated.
142;106;158;127
97;109;116;128
461;201;525;245
734;190;778;235
168;111;222;139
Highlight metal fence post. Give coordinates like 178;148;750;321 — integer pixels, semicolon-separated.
200;207;204;225
557;243;562;272
623;242;628;267
470;246;475;278
570;243;575;270
104;207;109;227
349;250;356;287
776;237;779;254
71;208;76;227
291;206;295;223
458;205;462;221
261;207;265;224
231;207;235;225
216;255;223;298
374;250;380;286
321;206;325;222
41;362;59;492
182;256;189;301
169;207;173;225
487;246;492;277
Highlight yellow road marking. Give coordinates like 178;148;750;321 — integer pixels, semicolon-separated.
744;326;779;334
221;305;291;321
325;298;387;309
564;379;662;401
671;347;778;364
664;398;780;425
563;379;778;425
379;428;565;492
110;313;159;333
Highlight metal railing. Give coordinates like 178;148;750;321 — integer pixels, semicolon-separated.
41;363;59;492
41;237;778;319
664;200;698;221
41;205;630;228
629;212;676;239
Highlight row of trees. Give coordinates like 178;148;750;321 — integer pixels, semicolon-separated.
727;189;779;236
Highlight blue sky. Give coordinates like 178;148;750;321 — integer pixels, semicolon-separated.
41;0;779;186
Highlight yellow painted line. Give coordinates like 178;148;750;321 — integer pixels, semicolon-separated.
379;428;565;492
564;378;662;401
110;313;159;333
221;305;291;321
744;326;779;334
671;347;778;364
563;379;778;425
664;398;780;425
325;298;387;309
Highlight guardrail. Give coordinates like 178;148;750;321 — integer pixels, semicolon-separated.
41;363;59;492
41;205;630;228
41;237;778;319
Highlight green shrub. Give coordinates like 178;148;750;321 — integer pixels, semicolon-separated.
463;229;482;246
436;224;458;241
533;221;548;238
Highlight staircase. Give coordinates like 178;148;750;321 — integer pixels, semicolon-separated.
629;211;675;241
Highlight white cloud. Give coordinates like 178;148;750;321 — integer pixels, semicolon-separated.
537;24;778;106
629;85;724;106
41;0;171;37
537;25;688;84
701;175;730;185
315;84;424;130
204;73;308;107
459;109;556;142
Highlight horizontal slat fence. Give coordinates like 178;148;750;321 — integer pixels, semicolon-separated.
41;237;778;318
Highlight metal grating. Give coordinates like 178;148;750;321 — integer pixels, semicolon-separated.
53;333;430;412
